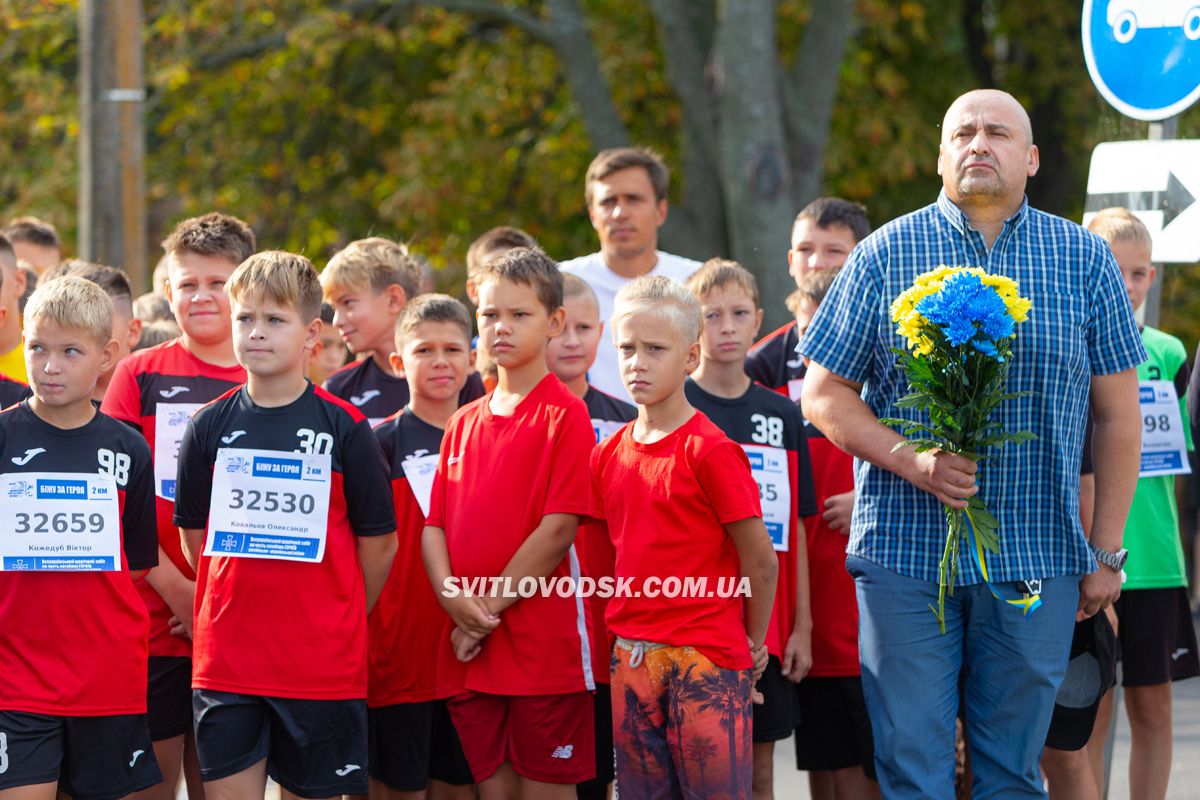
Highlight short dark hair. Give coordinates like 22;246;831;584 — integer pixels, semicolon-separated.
474;247;562;315
162;212;257;266
794;197;871;244
46;260;134;319
0;234;13;280
3;216;61;249
466;226;539;277
395;293;473;347
585;147;669;205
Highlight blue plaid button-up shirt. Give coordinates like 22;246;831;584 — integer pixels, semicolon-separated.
800;191;1146;584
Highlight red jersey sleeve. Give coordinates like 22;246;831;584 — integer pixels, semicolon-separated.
588;445;607;522
424;424;455;530
695;440;762;524
541;402;595;518
101;357;142;428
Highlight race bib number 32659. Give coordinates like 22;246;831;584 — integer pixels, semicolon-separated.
0;472;121;571
205;448;332;563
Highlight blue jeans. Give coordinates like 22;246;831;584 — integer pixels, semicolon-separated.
847;555;1079;799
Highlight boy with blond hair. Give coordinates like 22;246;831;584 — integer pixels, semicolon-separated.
323;237;483;425
0;276;162;800
590;274;779;799
423;247;597;798
1084;207;1197;799
683;260;817;800
102;212;256;800
369;294;476;800
545;273;635;800
174;251;398;800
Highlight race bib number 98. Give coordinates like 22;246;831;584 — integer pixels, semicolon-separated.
0;472;121;571
1139;381;1191;478
205;448;332;563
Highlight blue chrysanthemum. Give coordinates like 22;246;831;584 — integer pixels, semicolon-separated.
916;272;1013;355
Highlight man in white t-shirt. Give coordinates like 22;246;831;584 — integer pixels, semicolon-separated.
560;147;701;398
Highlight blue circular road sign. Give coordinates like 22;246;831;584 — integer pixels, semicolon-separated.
1083;0;1200;120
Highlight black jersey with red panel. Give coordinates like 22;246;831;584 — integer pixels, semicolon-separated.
0;402;157;716
745;322;806;401
174;383;396;700
684;378;817;659
577;385;637;685
0;374;31;409
101;338;246;658
369;409;448;706
324;357;486;427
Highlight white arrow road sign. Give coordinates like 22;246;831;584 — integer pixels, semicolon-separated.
1083;140;1200;263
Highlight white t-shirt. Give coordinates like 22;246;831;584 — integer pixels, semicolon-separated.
559;250;701;399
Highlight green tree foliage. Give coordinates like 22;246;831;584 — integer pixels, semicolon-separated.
1;0;1198;339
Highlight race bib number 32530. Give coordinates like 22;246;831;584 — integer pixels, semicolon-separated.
0;472;121;571
205;448;332;563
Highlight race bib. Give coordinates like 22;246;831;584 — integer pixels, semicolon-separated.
0;472;121;571
592;418;626;444
741;444;791;551
205;448;332;563
1139;381;1191;477
402;452;439;518
154;403;204;500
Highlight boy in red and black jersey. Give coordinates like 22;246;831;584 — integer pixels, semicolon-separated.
684;260;817;798
545;274;635;800
423;248;597;798
369;294;476;800
321;238;484;425
0;372;31;407
745;198;869;402
174;252;397;799
0;277;162;800
101;211;254;798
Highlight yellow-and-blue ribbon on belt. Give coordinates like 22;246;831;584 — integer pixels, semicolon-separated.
964;510;1042;617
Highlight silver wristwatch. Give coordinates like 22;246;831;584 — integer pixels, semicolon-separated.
1089;542;1128;572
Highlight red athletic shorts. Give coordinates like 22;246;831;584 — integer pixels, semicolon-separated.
446;691;595;784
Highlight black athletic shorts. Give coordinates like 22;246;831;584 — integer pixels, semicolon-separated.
367;699;473;791
192;690;368;798
1115;587;1200;687
575;684;614;798
752;655;799;742
794;676;877;778
0;710;162;800
147;656;193;741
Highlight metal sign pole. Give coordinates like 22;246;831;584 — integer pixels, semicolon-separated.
1143;118;1178;328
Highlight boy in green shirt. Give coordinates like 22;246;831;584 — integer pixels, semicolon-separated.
1086;207;1198;800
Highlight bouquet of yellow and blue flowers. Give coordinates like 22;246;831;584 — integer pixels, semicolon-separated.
882;266;1035;632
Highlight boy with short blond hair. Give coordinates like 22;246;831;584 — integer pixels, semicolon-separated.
423;247;597;798
1084;207;1198;799
102;212;255;800
683;259;817;800
545;272;635;800
324;237;484;424
0;276;163;800
369;293;476;800
590;274;779;799
174;251;398;800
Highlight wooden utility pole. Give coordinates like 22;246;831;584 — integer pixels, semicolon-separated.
78;0;147;290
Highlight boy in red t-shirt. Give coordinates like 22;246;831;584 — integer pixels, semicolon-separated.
174;251;398;800
0;277;163;800
423;247;597;798
102;212;256;800
322;238;484;425
683;260;817;799
787;272;880;799
369;294;476;800
590;275;779;799
545;273;636;800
